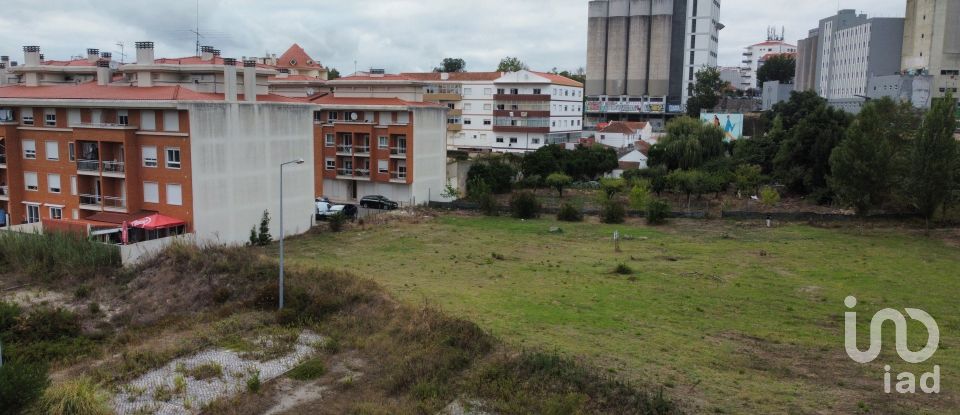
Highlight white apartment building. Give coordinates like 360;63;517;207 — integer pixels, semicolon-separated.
740;39;797;90
330;70;583;153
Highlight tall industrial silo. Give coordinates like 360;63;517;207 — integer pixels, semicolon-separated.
586;1;611;96
604;0;630;96
626;0;652;96
648;0;675;96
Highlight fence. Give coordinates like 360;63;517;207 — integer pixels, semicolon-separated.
119;233;196;266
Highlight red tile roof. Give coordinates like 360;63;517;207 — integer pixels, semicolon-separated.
39;59;97;67
268;74;326;82
399;72;503;81
749;40;797;48
531;71;583;88
0;82;304;103
276;44;323;69
151;56;275;69
333;74;420;82
599;121;647;134
308;94;441;108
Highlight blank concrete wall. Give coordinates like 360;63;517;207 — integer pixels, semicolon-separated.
187;102;315;245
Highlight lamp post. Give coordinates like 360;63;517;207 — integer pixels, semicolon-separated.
279;158;305;310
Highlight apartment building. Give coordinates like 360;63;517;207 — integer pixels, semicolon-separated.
309;95;447;204
585;0;723;126
740;38;796;90
901;0;960;97
813;10;905;113
0;43;316;245
263;44;330;98
328;70;583;153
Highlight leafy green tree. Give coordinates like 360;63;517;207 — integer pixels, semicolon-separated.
434;58;466;73
600;178;627;198
327;68;340;80
733;164;764;197
757;55;796;85
553;67;586;85
773;103;851;200
467;157;516;194
0;359;49;415
629;179;651;211
497;56;528;72
649;116;725;170
733;115;785;174
760;186;781;208
685;67;725;117
767;90;829;131
546;172;572;198
829;98;919;216
907;92;959;228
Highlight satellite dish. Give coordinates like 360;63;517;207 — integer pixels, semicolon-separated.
350;112;359;121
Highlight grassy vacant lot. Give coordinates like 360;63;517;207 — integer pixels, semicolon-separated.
286;214;960;414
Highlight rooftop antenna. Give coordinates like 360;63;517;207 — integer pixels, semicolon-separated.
115;42;127;64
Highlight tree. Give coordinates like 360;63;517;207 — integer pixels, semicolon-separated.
773;102;851;200
327;68;341;80
522;144;618;181
497;56;528;72
546;172;572;198
685;67;725;117
733;164;764;197
629;179;651;211
733;115;785;174
829;98;919;216
553;67;586;85
434;58;466;73
0;360;49;415
467;157;516;194
649;116;725;170
757;54;796;85
907;92;958;228
600;177;627;198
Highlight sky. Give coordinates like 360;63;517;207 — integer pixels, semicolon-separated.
0;0;908;74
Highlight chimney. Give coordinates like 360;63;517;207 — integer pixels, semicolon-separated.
243;59;257;102
23;46;40;66
135;41;155;64
1;56;8;63
223;58;238;102
86;48;100;63
0;62;6;86
200;45;214;61
100;52;112;62
96;60;112;86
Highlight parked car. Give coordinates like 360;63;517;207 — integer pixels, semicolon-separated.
359;195;399;210
317;204;358;221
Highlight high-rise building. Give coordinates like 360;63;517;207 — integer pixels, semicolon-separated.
795;29;820;92
813;10;904;113
585;0;722;128
901;0;960;97
739;32;796;91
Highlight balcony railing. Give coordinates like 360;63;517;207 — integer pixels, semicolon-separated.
78;160;100;172
336;145;353;154
337;168;354;176
0;186;8;196
354;145;371;154
390;147;407;156
355;168;371;178
102;161;125;174
390;171;408;181
79;194;126;209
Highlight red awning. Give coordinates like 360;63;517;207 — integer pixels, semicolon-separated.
129;213;187;231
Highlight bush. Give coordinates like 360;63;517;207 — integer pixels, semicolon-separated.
546;172;573;198
600;199;626;224
288;358;327;381
760;186;781;208
646;199;671;225
628;180;651;211
0;359;49;415
600;178;627;197
614;263;633;275
249;210;272;246
0;232;120;280
556;203;583;222
34;377;111;415
510;192;542;219
467;158;516;194
13;307;81;343
328;213;347;233
246;370;262;393
0;301;21;333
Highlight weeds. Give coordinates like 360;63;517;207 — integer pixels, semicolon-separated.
246;370;262;393
35;377;112;415
288;358;327;381
0;231;120;280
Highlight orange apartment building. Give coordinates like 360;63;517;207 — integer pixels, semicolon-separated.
0;43;317;245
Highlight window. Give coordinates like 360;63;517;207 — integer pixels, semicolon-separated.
533;88;542;95
464;103;472;111
23;140;36;159
378;111;391;124
44;109;56;127
484;88;492;95
378;160;388;174
463;88;472;95
141;110;156;130
163;110;179;132
464;118;472;125
325;134;335;147
143;182;159;203
532;138;541;144
118;110;129;126
142;146;158;167
396;112;409;124
510;88;519;95
483;103;492;111
483;119;492;125
379;136;389;148
47;174;61;193
68;142;76;162
325;158;335;170
447;103;455;110
166;184;183;206
496;137;504;143
496;88;505;95
22;108;34;125
45;141;59;161
24;172;38;191
49;207;63;220
510;137;518;144
70;176;77;195
165;148;181;169
26;205;39;224
328;111;338;122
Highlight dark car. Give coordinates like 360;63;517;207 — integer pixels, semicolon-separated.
317;204;358;221
359;195;399;210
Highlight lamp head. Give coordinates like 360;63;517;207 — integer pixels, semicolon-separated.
296;158;305;165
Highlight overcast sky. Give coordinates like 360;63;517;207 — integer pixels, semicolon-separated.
0;0;907;73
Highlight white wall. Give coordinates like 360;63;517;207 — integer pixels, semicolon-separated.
187;102;315;245
120;233;195;265
412;107;450;203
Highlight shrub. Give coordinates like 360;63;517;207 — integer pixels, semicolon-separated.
288;358;327;381
13;307;81;342
246;370;262;393
0;301;21;333
0;359;49;415
0;232;120;280
599;198;626;224
760;186;781;208
646;199;671;225
614;263;633;275
628;180;651;211
184;362;223;380
249;210;272;246
556;203;583;222
510;192;542;219
546;173;573;198
468;178;499;216
34;377;111;415
328;213;347;233
599;177;627;197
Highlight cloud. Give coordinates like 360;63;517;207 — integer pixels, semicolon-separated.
0;0;907;72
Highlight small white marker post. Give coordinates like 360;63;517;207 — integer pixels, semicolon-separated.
613;230;621;252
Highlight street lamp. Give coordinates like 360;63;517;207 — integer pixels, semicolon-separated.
279;158;305;310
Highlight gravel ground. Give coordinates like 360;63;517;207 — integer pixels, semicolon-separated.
114;330;323;415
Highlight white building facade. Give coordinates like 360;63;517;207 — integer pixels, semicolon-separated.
740;40;797;90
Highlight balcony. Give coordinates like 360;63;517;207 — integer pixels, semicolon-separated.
354;145;371;155
336;168;354;178
336;145;353;155
0;186;8;201
390;147;408;158
493;93;550;101
70;122;138;130
390;171;408;183
79;194;127;212
447;109;463;117
77;160;100;175
355;168;371;178
447;123;463;132
0;153;6;167
424;92;462;101
102;161;125;177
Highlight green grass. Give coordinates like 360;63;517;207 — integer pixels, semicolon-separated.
286;215;960;414
287;358;327;381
